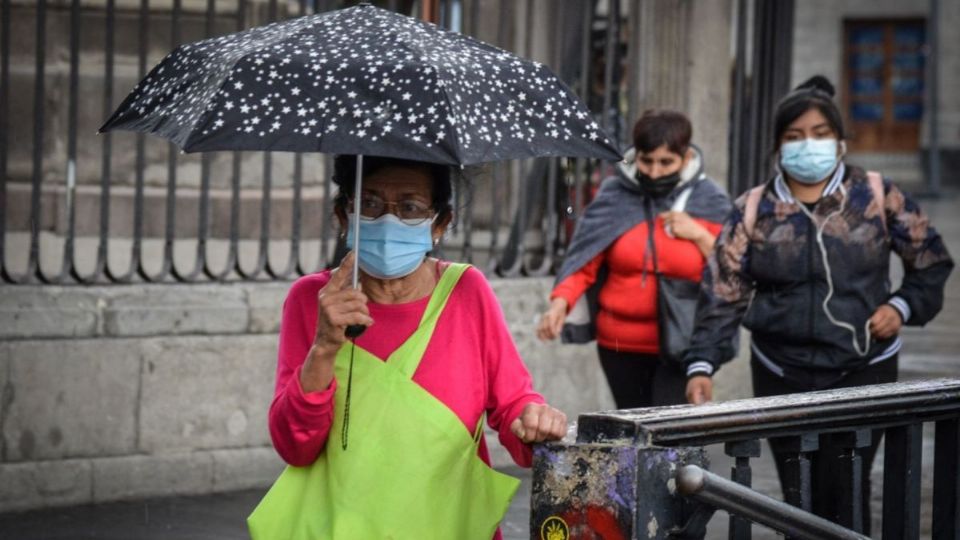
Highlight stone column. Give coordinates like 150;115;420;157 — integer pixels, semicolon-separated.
627;0;733;187
629;0;692;115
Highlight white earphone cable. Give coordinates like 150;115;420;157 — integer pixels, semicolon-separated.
796;184;871;357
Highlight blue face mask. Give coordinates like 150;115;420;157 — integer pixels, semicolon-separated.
346;213;435;279
779;138;840;184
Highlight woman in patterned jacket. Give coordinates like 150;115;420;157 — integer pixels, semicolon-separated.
684;75;953;532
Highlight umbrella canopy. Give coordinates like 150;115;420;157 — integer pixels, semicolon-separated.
100;3;622;165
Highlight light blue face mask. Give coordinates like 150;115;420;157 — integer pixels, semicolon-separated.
346;213;435;280
779;138;840;184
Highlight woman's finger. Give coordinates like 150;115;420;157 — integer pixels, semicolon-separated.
548;412;567;440
521;408;543;443
327;251;357;292
326;295;372;317
550;312;564;336
536;314;550;340
509;418;525;440
324;293;369;314
874;315;899;339
327;308;374;329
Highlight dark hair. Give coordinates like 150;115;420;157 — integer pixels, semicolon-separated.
631;109;692;155
332;155;453;223
773;75;845;146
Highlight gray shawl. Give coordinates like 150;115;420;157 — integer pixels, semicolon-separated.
557;147;733;343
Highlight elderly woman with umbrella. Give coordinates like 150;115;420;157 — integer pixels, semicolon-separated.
100;4;621;539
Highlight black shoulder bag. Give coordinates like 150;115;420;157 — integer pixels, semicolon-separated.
644;199;702;366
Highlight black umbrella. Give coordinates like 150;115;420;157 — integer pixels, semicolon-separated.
100;2;621;335
99;3;621;164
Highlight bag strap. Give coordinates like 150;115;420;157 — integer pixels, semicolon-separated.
866;170;886;230
643;198;660;276
670;180;698;213
391;262;470;379
646;179;700;276
472;412;486;447
742;185;765;238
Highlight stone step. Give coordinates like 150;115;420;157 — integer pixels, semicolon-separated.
848;152;924;185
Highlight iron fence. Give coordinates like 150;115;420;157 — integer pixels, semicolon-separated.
534;378;960;539
0;0;625;284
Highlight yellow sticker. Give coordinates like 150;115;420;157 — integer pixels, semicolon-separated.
540;516;569;540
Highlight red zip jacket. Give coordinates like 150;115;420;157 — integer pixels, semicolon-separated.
552;216;722;353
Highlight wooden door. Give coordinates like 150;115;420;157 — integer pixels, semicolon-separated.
843;20;926;152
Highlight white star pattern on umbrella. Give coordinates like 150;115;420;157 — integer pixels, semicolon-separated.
101;4;617;164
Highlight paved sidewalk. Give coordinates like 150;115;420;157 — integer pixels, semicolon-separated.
0;466;533;540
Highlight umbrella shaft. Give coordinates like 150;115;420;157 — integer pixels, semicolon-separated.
352;154;363;290
353;154;363;289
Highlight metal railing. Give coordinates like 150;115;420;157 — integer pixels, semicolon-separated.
572;378;960;539
0;0;624;284
675;465;868;540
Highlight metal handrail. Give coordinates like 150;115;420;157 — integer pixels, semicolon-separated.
577;378;960;446
676;465;869;540
568;378;960;537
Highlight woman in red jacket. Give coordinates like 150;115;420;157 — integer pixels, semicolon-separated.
537;110;732;408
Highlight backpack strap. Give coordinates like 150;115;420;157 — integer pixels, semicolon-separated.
742;185;765;238
866;170;886;230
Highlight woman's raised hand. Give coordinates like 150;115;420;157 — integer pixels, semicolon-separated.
661;210;706;241
661;210;716;257
313;251;374;349
536;297;569;341
510;403;568;443
300;252;375;393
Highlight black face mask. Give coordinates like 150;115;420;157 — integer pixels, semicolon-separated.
636;171;682;198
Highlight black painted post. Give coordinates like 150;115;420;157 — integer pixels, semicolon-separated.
531;442;707;540
933;418;960;539
836;429;872;533
726;439;761;540
780;433;818;513
883;423;923;540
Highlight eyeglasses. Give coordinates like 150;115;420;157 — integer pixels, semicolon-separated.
349;193;434;224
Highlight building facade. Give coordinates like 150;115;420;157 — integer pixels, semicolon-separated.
793;0;960;186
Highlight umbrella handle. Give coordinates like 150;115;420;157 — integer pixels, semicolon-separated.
346;154;367;339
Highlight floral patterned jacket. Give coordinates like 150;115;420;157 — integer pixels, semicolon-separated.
684;163;953;383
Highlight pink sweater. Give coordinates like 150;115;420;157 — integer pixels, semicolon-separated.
268;262;545;472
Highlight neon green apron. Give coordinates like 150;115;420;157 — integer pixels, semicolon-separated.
248;263;520;539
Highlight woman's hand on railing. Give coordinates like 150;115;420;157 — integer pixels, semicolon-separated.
536;297;569;341
686;375;714;405
510;403;568;443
